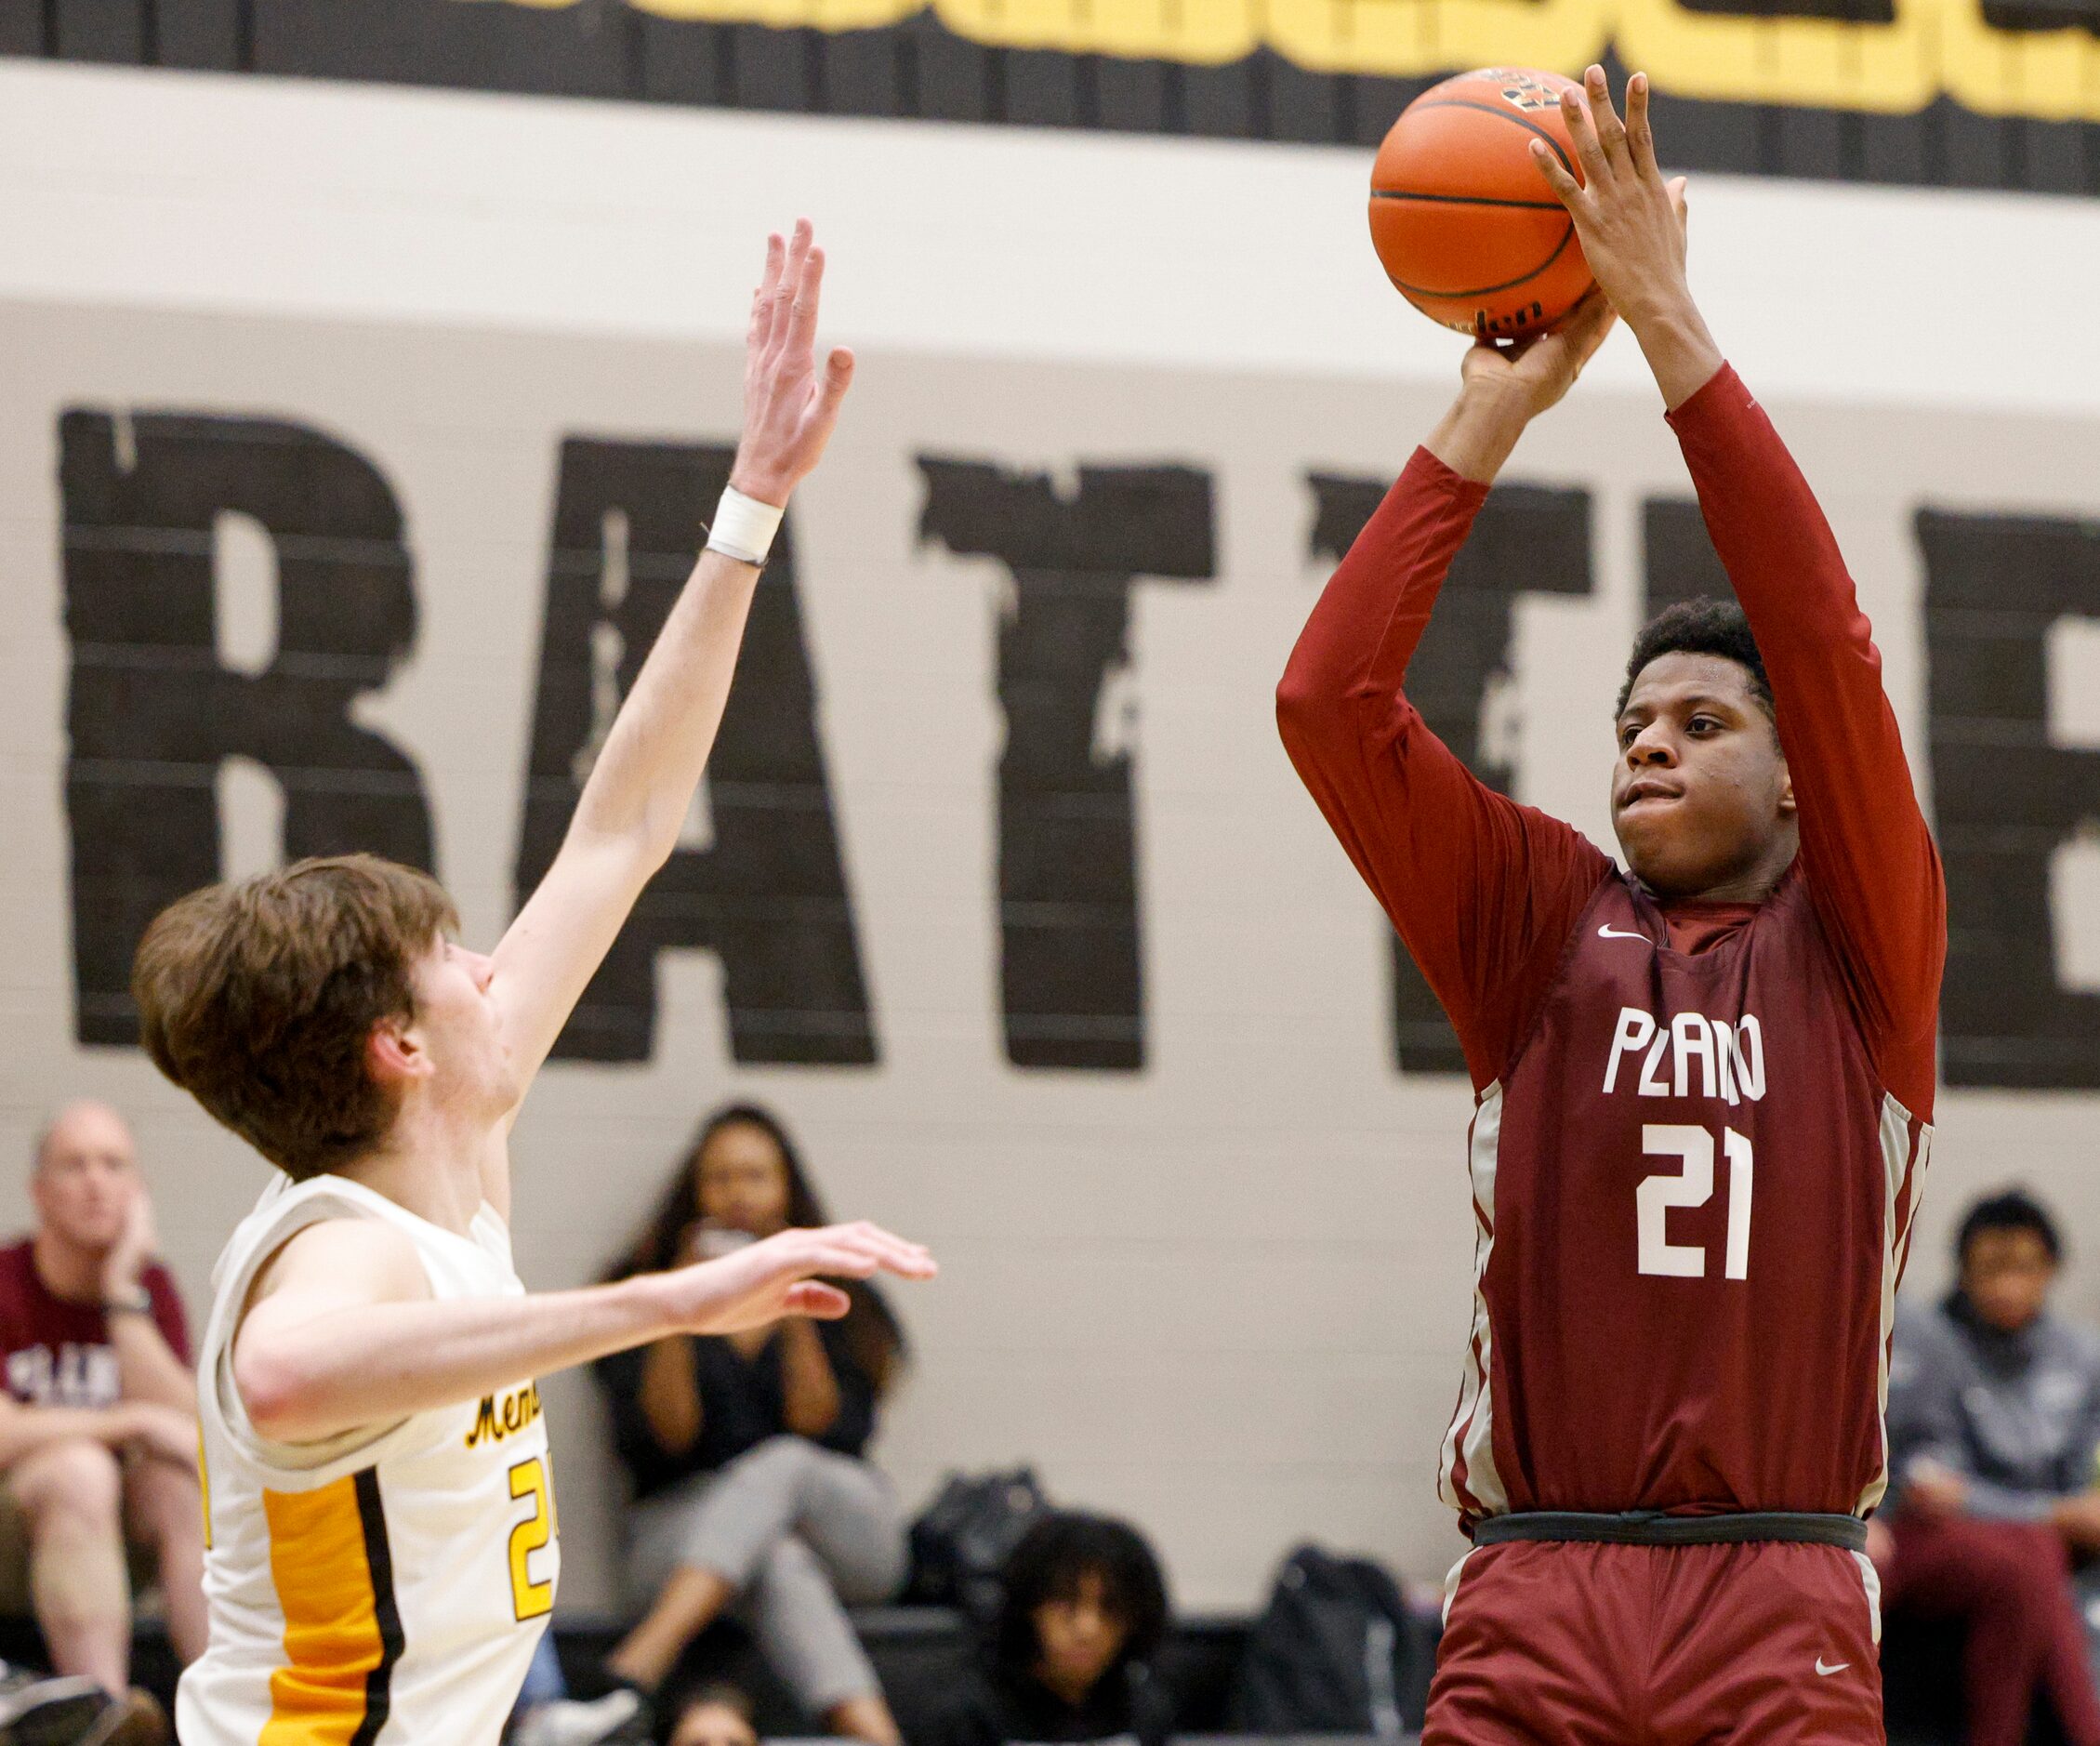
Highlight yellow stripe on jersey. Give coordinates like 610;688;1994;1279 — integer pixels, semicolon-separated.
197;1428;212;1552
260;1474;396;1746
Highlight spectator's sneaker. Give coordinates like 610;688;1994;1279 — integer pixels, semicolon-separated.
0;1672;116;1746
76;1687;172;1746
510;1687;654;1746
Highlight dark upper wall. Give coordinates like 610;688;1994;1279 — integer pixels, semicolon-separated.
3;0;2094;198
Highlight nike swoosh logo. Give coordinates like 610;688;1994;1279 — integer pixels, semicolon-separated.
1597;924;1650;943
1816;1659;1850;1676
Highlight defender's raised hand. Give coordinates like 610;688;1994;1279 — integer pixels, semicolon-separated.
662;1221;937;1334
1528;68;1723;409
730;218;856;508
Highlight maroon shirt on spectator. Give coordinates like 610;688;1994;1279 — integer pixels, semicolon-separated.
0;1238;190;1410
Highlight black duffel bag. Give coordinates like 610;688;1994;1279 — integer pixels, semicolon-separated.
1228;1542;1426;1737
905;1467;1053;1624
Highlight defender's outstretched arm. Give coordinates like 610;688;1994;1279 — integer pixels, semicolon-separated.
232;1216;931;1447
490;220;855;1096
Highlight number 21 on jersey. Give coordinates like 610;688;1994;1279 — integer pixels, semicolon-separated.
1637;1123;1752;1280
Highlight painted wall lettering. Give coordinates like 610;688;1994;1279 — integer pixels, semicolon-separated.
1643;497;1733;616
1922;506;2100;1089
1307;475;1594;1076
513;438;875;1065
59;411;433;1045
918;457;1216;1071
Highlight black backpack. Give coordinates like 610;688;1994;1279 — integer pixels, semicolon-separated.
905;1467;1053;1624
1228;1543;1426;1736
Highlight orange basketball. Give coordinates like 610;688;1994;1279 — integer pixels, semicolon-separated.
1369;68;1593;339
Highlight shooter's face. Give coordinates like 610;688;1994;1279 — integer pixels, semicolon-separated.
405;937;517;1118
1610;653;1796;899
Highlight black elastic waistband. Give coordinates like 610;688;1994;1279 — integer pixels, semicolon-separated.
1470;1511;1869;1553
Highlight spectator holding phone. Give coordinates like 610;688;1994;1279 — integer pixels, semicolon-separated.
591;1105;911;1744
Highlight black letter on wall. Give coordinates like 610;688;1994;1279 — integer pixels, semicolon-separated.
1308;477;1592;1076
1643;497;1732;616
60;412;432;1045
514;439;873;1065
1922;508;2100;1088
918;459;1215;1071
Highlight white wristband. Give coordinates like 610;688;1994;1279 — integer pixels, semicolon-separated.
706;486;785;567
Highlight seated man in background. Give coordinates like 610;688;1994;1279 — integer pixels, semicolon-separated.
0;1103;205;1726
1880;1188;2100;1746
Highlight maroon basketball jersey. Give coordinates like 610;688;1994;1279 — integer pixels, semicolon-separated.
1441;868;1928;1518
1279;364;1945;1527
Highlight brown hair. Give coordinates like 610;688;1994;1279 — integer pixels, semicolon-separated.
131;853;456;1181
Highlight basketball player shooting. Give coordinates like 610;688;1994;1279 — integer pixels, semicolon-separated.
1279;71;1944;1742
127;221;935;1746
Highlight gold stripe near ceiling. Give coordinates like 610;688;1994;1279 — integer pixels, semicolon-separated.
486;0;2100;126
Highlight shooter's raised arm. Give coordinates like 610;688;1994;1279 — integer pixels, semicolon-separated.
1533;71;1944;1102
1275;301;1618;1089
489;220;855;1093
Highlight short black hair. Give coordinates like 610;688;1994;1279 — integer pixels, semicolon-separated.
1616;598;1775;721
681;1684;755;1724
1957;1187;2063;1267
995;1513;1171;1681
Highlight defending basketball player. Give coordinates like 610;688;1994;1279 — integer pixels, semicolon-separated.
1279;70;1943;1742
132;221;936;1746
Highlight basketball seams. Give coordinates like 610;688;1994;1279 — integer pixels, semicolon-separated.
1378;99;1578;179
1371;192;1568;211
1383;217;1576;301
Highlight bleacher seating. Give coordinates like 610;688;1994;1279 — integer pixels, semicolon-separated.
0;1599;2071;1743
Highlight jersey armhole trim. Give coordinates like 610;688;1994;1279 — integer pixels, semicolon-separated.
210;1197;429;1485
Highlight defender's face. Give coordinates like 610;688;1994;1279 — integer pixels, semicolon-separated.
1610;654;1794;898
406;937;515;1117
33;1105;138;1253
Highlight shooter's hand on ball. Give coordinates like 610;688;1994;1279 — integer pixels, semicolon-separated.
1425;291;1615;485
1459;291;1617;419
1528;66;1724;411
729;218;857;508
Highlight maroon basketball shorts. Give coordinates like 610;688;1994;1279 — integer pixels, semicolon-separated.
1425;1538;1884;1744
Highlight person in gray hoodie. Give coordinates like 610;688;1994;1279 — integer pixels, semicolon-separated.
1882;1188;2100;1746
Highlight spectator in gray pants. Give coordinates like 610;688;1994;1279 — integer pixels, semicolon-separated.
593;1105;912;1744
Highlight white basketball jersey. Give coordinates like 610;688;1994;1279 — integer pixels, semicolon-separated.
178;1173;560;1746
